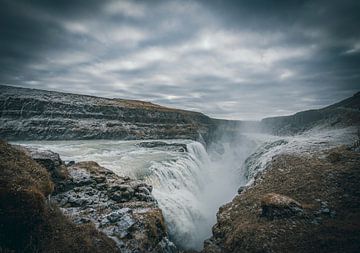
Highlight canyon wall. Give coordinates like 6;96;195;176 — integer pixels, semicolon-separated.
0;85;236;143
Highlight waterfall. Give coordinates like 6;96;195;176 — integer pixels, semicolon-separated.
144;141;245;250
15;138;259;250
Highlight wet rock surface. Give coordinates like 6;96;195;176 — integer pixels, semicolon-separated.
137;141;188;152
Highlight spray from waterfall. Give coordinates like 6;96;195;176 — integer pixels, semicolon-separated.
14;131;264;251
143;136;259;250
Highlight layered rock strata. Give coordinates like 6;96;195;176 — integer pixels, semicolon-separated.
0;85;214;142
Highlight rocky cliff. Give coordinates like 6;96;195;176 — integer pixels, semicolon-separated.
0;140;177;253
261;92;360;135
203;145;360;253
0;85;224;143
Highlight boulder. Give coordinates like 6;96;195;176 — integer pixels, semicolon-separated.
51;160;176;252
137;141;188;152
260;193;303;219
12;146;69;192
237;186;247;194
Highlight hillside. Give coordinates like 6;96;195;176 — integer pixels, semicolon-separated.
261;92;360;135
0;85;220;142
0;140;120;253
0;140;176;252
203;145;360;253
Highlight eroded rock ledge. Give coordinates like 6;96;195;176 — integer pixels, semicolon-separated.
13;145;177;253
203;146;360;253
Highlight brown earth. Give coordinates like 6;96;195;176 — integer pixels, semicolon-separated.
203;145;360;253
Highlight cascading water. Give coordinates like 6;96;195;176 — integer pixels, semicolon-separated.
139;140;259;250
14;137;260;250
13;127;357;250
144;142;215;249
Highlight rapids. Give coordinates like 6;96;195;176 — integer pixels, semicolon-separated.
14;127;355;250
15;138;257;250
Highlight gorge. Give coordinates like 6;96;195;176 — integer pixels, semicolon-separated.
1;85;359;253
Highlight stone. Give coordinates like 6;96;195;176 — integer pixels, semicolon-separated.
237;186;246;194
260;193;303;219
152;237;178;253
138;186;151;195
66;160;75;166
69;168;94;186
110;190;134;202
137;141;188;152
94;175;106;183
48;159;176;252
29;149;63;170
106;208;131;223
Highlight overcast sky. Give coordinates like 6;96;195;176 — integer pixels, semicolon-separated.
1;0;359;120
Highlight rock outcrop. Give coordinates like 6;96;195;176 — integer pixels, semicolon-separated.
203;147;360;253
260;193;303;219
19;146;177;253
0;140;120;253
52;161;176;253
136;141;188;152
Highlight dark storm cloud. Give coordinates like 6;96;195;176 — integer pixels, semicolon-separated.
0;0;359;120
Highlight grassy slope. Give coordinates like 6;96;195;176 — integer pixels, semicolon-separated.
261;92;360;134
204;146;360;253
0;140;119;253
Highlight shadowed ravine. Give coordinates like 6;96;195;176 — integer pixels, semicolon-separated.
2;87;359;252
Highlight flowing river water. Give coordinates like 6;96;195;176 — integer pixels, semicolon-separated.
15;137;258;250
14;127;355;250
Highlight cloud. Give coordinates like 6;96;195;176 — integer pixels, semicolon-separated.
104;0;146;18
0;0;359;120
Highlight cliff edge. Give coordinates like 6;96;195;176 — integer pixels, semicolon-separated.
203;145;360;253
0;85;218;142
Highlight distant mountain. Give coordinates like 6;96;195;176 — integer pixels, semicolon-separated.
261;92;360;135
0;85;221;142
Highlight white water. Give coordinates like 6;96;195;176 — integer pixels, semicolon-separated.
13;127;356;250
15;138;257;250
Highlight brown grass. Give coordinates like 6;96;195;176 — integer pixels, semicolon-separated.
205;146;360;253
0;140;119;253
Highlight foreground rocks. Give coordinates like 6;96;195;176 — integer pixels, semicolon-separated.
203;146;360;253
0;141;119;253
20;146;177;253
260;193;303;219
53;161;177;252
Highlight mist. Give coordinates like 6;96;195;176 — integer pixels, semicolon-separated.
13;126;265;251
